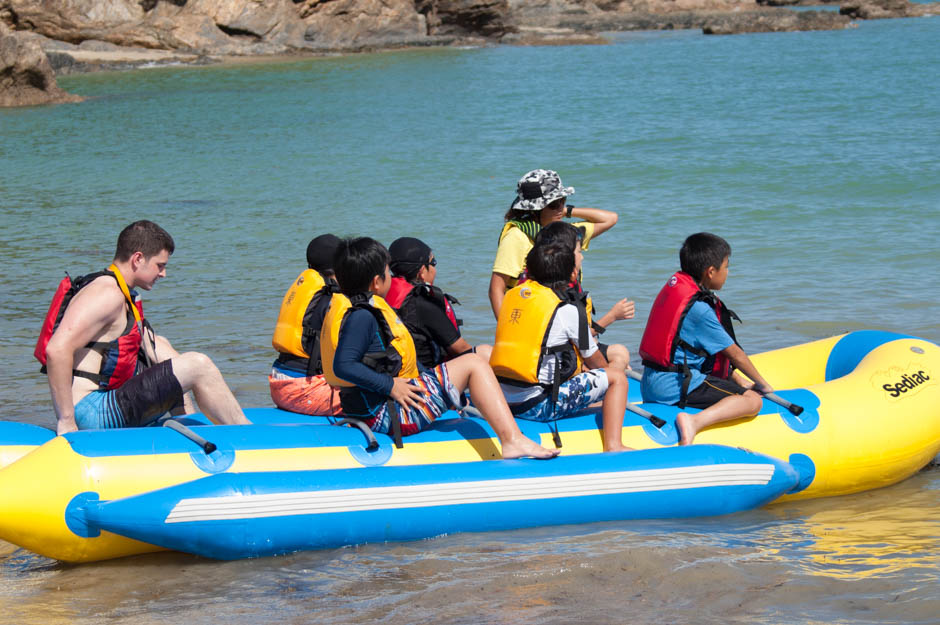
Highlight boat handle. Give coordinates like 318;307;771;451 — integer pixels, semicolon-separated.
624;403;666;428
759;392;804;416
627;369;804;416
334;418;380;452
162;419;217;454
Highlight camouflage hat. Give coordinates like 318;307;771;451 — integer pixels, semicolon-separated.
510;169;575;212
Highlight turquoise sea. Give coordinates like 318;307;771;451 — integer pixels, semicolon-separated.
1;16;938;624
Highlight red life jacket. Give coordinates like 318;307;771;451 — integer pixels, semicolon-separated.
386;277;460;330
638;272;740;403
385;276;461;367
35;268;145;391
384;276;414;312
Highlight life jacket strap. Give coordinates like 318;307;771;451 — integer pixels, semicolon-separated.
72;369;105;384
305;346;322;377
107;264;141;324
676;338;709;360
505;385;551;414
385;399;404;449
641;359;680;373
642;356;694;409
574;299;590;352
677;351;693;410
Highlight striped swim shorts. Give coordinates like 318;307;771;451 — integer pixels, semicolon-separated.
366;363;461;437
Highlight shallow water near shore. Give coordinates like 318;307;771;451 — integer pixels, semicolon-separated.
1;17;938;624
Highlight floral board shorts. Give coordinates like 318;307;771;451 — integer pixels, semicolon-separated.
512;369;609;423
366;363;461;437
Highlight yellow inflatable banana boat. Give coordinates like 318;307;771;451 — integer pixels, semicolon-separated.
0;330;935;563
657;329;939;501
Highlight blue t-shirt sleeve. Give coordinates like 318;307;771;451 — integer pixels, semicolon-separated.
681;300;734;356
333;309;394;396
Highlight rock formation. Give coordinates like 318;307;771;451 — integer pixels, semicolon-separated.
0;0;514;54
840;0;939;19
703;8;854;33
299;0;431;50
0;21;82;106
2;0;307;54
0;0;935;67
506;0;856;34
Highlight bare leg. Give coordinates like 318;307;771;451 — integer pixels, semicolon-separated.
601;368;632;452
474;343;493;363
444;354;559;459
170;352;250;425
604;343;630;373
675;390;762;445
152;335;195;414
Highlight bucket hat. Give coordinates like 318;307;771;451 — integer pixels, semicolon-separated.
510;169;575;212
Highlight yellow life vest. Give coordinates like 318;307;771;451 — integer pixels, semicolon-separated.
490;281;587;386
271;269;327;358
320;293;419;388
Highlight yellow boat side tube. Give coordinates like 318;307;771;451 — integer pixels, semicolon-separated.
687;333;940;501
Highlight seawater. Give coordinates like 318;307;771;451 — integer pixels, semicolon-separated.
0;16;937;625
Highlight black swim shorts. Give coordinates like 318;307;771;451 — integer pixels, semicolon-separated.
115;359;185;426
74;359;184;429
683;375;750;410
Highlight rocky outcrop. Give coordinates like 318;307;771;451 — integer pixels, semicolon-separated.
755;0;838;5
840;0;939;18
0;0;936;65
702;8;853;32
35;35;209;75
507;0;765;29
0;21;82;106
503;0;857;35
421;0;512;38
3;0;307;54
299;0;432;50
506;0;853;34
0;0;512;54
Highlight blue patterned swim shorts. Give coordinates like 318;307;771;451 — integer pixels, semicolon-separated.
512;369;609;422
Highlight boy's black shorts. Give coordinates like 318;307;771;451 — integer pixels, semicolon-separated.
684;375;750;409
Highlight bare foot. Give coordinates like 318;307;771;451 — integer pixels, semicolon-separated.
501;436;561;459
604;443;635;452
675;412;695;446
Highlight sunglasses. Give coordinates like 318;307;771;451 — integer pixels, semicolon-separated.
427;257;437;267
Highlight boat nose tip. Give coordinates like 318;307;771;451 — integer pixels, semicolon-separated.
0;437;84;552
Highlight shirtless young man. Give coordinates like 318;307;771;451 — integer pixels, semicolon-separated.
42;220;251;434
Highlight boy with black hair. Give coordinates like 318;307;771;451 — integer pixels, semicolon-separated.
528;222;634;372
269;233;343;415
490;238;631;452
320;237;559;459
385;236;491;368
638;232;773;445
